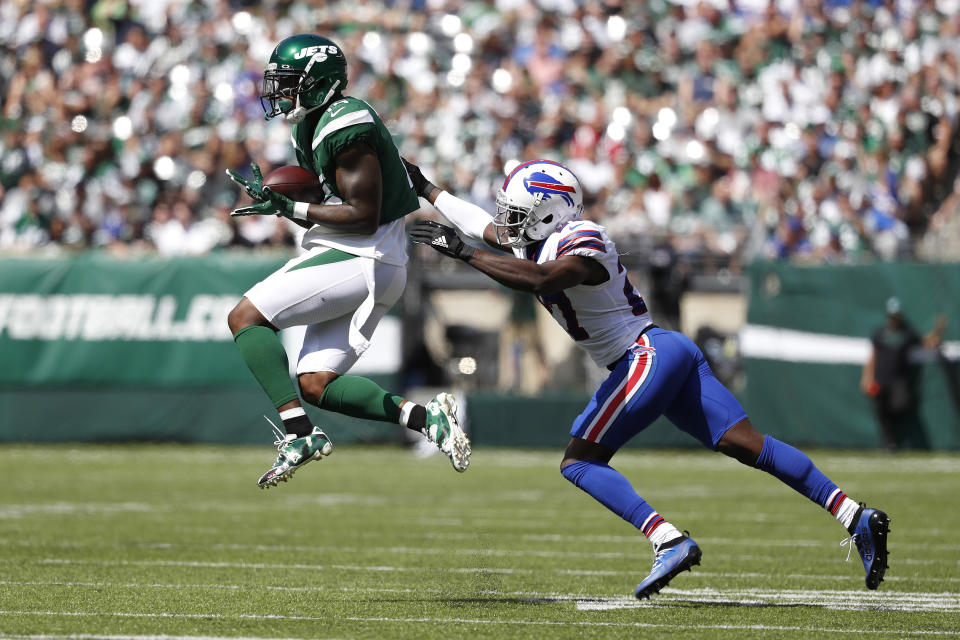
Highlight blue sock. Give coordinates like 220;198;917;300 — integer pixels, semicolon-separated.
561;460;656;530
754;435;838;507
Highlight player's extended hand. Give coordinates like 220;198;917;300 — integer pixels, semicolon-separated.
225;162;266;201
231;186;298;218
401;157;437;199
409;220;474;260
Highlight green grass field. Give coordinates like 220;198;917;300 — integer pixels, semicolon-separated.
0;444;958;639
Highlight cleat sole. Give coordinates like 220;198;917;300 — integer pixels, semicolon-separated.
865;511;891;590
437;393;472;472
449;429;472;473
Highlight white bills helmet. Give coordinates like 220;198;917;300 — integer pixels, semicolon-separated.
494;160;584;247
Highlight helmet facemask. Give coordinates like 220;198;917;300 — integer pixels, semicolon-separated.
494;189;544;248
261;65;302;119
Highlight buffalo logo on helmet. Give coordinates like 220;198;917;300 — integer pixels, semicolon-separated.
523;171;576;207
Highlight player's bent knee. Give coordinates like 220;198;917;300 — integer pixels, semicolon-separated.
717;440;755;466
562;437;615;467
560;458;588;485
717;418;765;466
227;298;268;333
298;371;340;406
226;304;245;333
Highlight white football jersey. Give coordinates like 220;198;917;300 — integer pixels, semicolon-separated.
516;219;653;368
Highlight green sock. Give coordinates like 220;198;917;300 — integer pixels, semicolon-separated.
233;326;299;409
319;375;403;423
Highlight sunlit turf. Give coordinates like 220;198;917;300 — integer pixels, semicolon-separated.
0;444;958;639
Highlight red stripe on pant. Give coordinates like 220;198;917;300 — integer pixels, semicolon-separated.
584;348;650;442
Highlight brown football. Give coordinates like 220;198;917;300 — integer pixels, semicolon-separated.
264;166;324;202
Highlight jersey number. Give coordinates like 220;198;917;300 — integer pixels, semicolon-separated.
537;263;646;341
619;259;647;316
623;273;647;316
537;291;589;341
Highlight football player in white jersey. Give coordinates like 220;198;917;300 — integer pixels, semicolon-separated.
404;158;890;598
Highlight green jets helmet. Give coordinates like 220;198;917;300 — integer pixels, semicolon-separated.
260;34;348;123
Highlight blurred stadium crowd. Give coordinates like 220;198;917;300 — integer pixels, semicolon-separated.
1;0;959;266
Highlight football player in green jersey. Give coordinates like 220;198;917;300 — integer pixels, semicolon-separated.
225;34;469;487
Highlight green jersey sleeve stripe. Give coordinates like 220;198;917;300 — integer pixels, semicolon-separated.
312;110;375;150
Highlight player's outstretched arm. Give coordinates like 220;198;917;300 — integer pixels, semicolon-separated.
403;158;502;249
466;243;605;294
410;221;605;295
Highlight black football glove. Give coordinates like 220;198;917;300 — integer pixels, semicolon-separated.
402;157;438;199
409;220;474;260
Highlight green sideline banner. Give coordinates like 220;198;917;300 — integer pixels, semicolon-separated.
3;256;959;449
0;254;286;385
0;254;405;444
746;261;960;338
740;262;960;450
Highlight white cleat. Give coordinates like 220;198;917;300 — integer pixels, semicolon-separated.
423;392;471;472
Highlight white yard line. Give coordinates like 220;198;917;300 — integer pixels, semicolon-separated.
5;538;959;559
0;503;155;519
4;507;960;556
5;579;959;610
0;580;428;594
32;558;517;575
486;450;960;474
0;611;957;636
4;446;958;474
26;558;960;584
571;587;960;612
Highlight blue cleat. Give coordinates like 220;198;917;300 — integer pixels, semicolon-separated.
635;534;702;600
845;506;891;590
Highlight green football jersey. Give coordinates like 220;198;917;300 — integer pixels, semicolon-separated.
291;97;419;227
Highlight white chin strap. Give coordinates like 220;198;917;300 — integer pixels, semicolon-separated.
285;79;342;123
285;101;321;124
